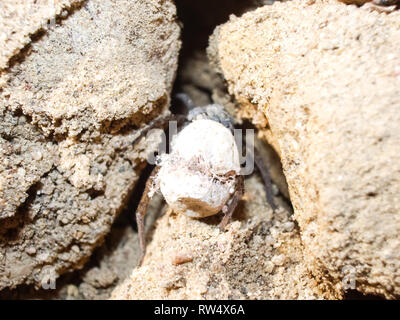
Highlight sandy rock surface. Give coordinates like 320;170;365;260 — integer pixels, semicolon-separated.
0;0;84;71
0;0;180;290
112;175;335;300
1;0;180;137
209;0;400;298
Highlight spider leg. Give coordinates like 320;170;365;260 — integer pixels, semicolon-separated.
365;2;396;12
132;114;186;147
174;93;197;112
219;175;244;231
253;147;277;211
135;165;160;266
133;114;185;266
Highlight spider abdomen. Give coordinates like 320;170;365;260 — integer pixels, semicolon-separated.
157;119;241;218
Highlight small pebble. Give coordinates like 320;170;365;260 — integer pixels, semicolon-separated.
271;254;286;266
32;151;43;161
26;247;37;255
71;245;80;253
265;261;274;274
282;221;295;232
67;285;79;299
265;235;274;246
37;252;49;262
172;253;193;265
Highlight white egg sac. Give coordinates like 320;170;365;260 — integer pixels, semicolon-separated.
157;119;241;218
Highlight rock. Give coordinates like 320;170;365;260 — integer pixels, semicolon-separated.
70;191;165;300
111;175;336;300
0;0;84;71
0;193;164;299
208;0;400;298
1;0;180;138
0;0;180;290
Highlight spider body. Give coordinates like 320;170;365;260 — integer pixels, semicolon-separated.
133;95;276;265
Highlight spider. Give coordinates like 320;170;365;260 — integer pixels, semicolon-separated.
132;94;277;265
